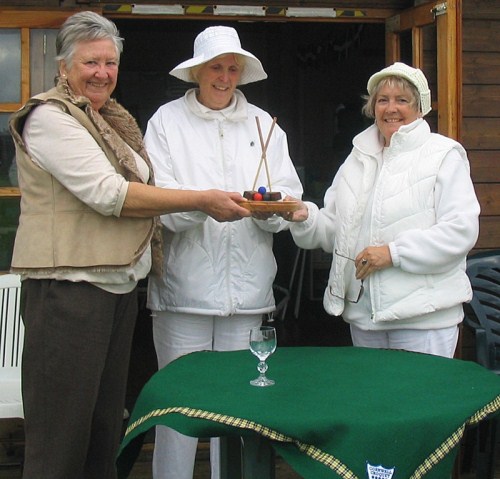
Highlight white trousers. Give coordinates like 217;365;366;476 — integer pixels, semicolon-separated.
350;324;459;358
151;311;263;479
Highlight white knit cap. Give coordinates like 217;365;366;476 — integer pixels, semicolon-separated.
366;62;432;116
169;26;267;85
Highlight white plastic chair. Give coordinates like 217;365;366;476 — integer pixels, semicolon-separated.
0;273;24;420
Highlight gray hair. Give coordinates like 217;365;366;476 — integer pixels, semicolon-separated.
55;11;123;70
361;76;421;119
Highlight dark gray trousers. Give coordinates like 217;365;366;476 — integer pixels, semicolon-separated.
20;279;138;479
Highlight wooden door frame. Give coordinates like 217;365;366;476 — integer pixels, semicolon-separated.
0;7;102;111
385;0;461;140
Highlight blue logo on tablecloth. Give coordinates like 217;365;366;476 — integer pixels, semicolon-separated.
366;462;395;479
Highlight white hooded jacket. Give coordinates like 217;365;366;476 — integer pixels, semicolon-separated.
291;119;480;327
145;89;303;315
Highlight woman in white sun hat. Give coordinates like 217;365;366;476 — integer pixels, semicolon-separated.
285;62;480;358
144;25;303;479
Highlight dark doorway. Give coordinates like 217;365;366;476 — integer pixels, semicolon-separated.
114;19;384;198
118;19;383;402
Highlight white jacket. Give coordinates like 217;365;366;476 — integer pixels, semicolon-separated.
145;89;303;315
291;119;480;328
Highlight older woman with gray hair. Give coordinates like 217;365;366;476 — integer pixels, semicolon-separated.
9;11;250;479
287;62;480;358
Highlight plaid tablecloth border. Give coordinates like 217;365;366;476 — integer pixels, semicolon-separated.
123;395;500;479
125;406;358;478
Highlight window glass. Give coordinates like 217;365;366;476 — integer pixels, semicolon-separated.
0;197;19;272
31;29;59;95
0;29;21;103
0;114;16;187
0;112;19;272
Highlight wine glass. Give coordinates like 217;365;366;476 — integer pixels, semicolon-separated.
249;325;277;387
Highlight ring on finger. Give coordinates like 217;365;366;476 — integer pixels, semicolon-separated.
361;258;368;266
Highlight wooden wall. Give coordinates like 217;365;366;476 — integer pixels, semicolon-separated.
462;0;500;253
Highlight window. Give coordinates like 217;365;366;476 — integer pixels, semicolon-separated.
0;9;70;271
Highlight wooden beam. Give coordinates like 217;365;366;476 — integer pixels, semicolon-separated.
0;8;102;28
0;188;21;198
97;3;398;22
21;28;29;105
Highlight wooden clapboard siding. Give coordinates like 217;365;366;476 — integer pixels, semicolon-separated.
463;0;500;20
462;119;500;149
463;52;500;84
469;151;500;183
475;184;500;216
463;85;500;117
462;1;500;254
475;218;500;248
463;20;500;50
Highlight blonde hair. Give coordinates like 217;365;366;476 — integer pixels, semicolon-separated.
189;53;246;84
362;76;421;119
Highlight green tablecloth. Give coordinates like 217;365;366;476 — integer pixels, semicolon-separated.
117;347;500;479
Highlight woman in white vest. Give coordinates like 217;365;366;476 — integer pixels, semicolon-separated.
9;11;250;479
286;62;480;358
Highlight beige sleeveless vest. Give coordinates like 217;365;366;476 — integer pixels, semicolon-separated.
9;86;161;275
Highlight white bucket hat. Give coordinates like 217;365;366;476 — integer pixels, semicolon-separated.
169;26;268;85
366;62;432;116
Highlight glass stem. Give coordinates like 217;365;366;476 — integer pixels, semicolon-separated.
257;360;268;376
